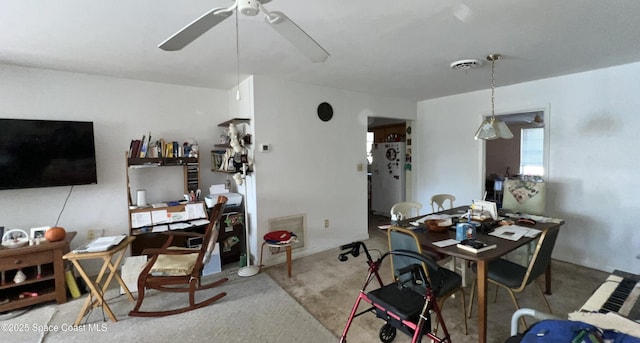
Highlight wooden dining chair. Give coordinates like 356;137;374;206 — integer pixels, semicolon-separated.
467;225;560;330
390;201;422;219
429;193;470;285
129;195;228;317
430;194;456;213
388;226;468;335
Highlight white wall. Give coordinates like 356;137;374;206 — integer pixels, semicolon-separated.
249;76;416;265
0;65;230;273
416;62;640;274
6;61;636;275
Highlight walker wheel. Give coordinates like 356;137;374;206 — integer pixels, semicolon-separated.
379;323;396;343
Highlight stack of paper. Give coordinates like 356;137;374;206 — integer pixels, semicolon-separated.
490;225;541;241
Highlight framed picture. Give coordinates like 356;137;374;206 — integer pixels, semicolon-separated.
30;226;50;240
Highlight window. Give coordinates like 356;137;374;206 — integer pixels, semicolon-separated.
520;128;544;176
366;132;374;164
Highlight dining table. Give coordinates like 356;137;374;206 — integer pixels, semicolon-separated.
394;206;564;343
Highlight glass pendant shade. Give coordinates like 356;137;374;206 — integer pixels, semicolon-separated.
494;119;514;139
474;53;513;140
474;117;513;140
474;118;498;140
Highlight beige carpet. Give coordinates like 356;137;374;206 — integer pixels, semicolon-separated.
265;214;610;343
0;271;336;343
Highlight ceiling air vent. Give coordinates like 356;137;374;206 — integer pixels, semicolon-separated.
450;59;483;70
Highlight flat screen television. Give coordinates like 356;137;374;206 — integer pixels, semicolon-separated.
0;118;98;190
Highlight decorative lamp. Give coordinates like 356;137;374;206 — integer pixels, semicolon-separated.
474;54;513;140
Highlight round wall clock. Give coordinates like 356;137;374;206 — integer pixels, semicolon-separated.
317;102;333;122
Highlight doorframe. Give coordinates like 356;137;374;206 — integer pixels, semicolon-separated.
480;104;550;198
367;119;409;214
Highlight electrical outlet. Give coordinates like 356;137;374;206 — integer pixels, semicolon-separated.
324;219;329;228
87;228;104;240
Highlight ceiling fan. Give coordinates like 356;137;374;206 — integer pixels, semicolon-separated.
159;0;330;63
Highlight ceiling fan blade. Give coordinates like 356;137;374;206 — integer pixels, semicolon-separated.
264;11;329;63
159;8;233;51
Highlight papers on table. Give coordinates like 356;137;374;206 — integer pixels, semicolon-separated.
72;235;127;253
410;214;454;226
472;200;498;220
490;225;541;241
432;239;460;248
503;212;563;224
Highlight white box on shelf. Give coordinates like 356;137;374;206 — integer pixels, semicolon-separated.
209;184;228;195
202;242;222;276
205;192;242;208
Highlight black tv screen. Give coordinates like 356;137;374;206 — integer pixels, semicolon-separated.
0;118;98;190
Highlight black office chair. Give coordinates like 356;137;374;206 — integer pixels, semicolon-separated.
467;225;560;330
388;226;468;335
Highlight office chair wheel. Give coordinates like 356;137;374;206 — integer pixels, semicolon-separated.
379;323;396;343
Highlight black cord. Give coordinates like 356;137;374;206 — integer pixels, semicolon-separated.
82;286;107;325
55;186;73;226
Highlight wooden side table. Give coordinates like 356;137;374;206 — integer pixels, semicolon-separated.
0;232;76;313
63;236;136;325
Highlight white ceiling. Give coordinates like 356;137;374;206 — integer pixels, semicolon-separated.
2;0;640;101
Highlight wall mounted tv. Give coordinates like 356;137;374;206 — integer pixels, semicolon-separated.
0;118;98;190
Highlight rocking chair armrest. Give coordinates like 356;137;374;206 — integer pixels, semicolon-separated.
141;247;200;256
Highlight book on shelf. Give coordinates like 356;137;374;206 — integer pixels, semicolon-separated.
456;239;497;253
128;139;141;158
128;140;136;158
139;133;152;158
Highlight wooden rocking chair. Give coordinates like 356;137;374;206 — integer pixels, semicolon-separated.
129;195;228;317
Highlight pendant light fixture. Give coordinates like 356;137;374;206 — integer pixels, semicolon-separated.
474;54;513;140
234;10;241;101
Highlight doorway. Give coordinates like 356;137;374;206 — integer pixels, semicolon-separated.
367;118;407;215
484;110;546;204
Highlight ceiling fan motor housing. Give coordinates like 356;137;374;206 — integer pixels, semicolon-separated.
239;0;260;16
